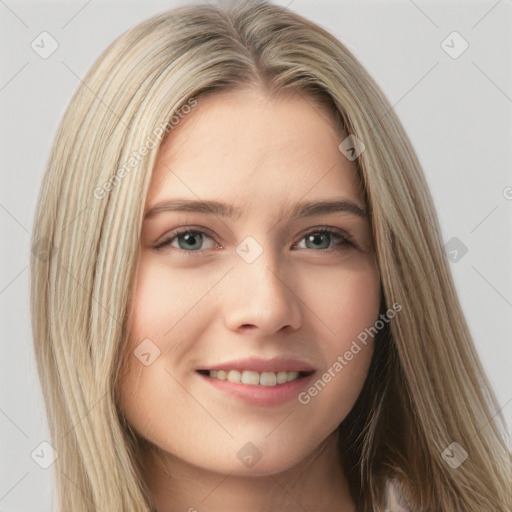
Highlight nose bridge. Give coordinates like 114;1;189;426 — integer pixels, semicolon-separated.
223;236;302;333
241;247;285;296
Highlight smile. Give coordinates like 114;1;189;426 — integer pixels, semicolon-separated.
202;369;306;386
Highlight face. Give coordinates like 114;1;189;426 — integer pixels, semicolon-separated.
117;88;381;477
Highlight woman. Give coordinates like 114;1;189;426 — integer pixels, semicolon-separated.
29;1;511;511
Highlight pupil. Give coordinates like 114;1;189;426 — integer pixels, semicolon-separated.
179;233;202;250
307;233;330;250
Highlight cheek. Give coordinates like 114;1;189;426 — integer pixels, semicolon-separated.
305;259;381;343
117;257;200;425
127;254;212;344
296;261;381;419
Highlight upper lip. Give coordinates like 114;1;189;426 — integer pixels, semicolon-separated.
198;357;316;373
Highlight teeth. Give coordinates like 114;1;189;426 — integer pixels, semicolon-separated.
276;371;288;384
241;371;259;385
259;372;277;386
227;370;241;383
206;369;301;386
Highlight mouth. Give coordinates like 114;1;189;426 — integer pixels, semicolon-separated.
196;369;313;387
195;357;316;406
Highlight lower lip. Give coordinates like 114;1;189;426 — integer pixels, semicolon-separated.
197;372;315;407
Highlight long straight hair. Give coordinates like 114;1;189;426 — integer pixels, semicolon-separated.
30;1;510;510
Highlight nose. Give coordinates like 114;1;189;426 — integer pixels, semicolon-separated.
223;249;303;336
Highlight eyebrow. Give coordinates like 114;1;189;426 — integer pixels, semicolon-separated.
144;198;367;221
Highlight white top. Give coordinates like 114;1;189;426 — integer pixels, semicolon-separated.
384;478;413;511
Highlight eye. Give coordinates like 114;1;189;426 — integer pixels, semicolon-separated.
293;227;354;251
153;227;218;253
152;225;354;255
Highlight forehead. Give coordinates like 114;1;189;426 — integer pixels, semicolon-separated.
146;88;364;215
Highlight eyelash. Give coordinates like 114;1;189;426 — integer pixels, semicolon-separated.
152;225;355;256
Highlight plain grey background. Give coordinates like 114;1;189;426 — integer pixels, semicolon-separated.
1;0;511;510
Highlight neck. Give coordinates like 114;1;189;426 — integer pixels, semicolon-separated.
142;431;356;512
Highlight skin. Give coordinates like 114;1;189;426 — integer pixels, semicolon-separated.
117;87;381;512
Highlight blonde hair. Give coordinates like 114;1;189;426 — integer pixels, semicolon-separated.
30;1;511;511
